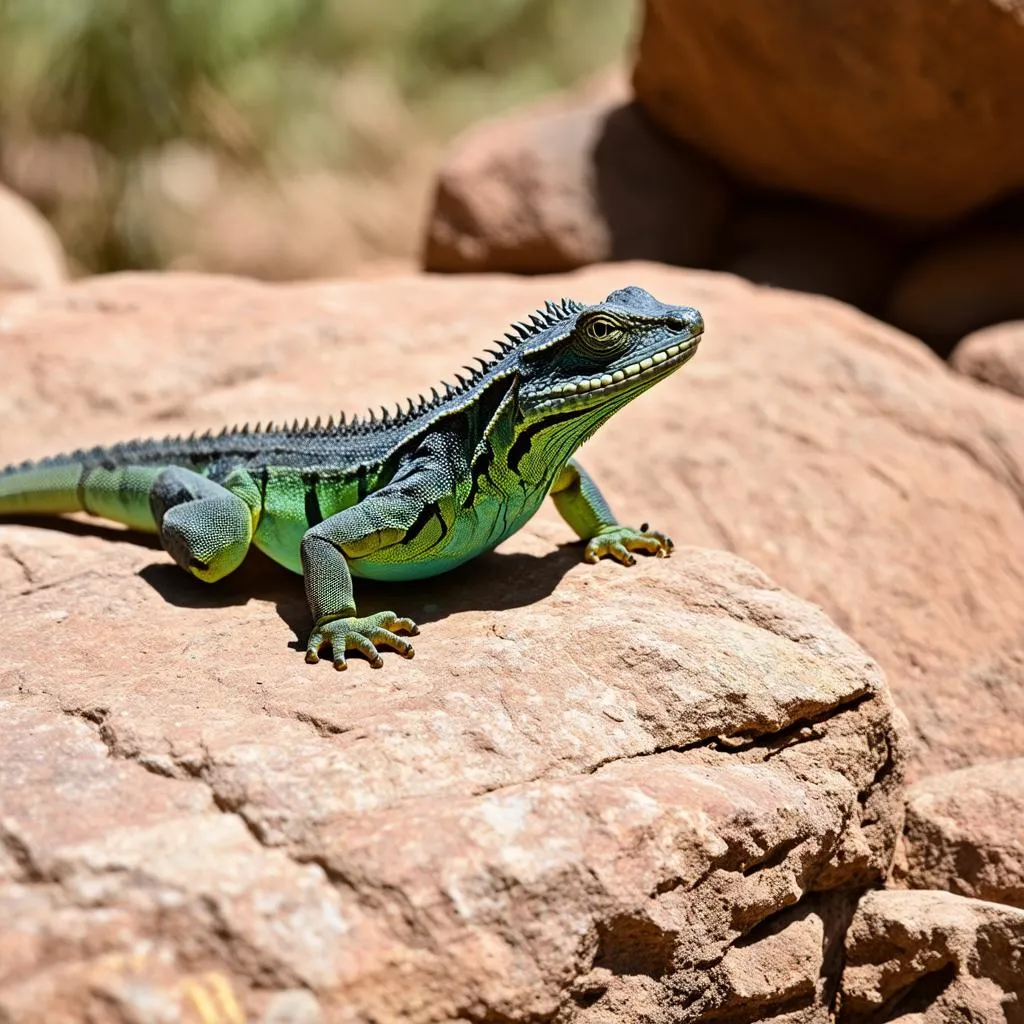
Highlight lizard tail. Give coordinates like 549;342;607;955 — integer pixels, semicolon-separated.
0;456;163;532
0;460;85;517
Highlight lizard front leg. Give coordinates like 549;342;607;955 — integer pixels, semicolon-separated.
150;467;257;582
300;473;433;670
549;457;673;566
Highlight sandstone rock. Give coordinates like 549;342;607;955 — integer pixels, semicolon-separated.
424;72;729;274
839;889;1024;1022
0;184;67;291
718;199;902;315
887;226;1024;356
0;533;902;1017
897;759;1024;909
633;0;1024;225
0;264;1021;780
952;319;1024;399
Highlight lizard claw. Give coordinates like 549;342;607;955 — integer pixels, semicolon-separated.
306;611;419;670
584;524;674;566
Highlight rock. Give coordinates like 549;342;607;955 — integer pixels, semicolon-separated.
886;226;1024;356
424;71;729;274
0;534;902;1014
0;263;1021;781
897;759;1024;909
718;199;903;315
839;889;1024;1022
632;0;1024;225
0;184;67;291
951;320;1024;398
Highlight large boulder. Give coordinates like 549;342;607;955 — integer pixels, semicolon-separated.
0;533;901;1018
0;264;1021;782
424;72;729;275
633;0;1024;225
897;759;1024;909
839;889;1024;1022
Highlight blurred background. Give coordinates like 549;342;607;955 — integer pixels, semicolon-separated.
1;0;1022;363
0;0;631;279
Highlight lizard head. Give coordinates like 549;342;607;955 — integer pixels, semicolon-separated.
515;286;704;421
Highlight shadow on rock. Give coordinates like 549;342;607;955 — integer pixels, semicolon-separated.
0;514;163;550
137;539;584;644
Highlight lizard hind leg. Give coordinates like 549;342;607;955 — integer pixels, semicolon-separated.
150;467;254;583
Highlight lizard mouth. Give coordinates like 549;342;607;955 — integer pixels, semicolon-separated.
531;331;702;412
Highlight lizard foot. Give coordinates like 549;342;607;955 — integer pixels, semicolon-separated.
584;523;673;567
306;611;419;670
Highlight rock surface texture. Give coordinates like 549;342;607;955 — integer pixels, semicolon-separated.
0;523;901;1015
952;320;1024;399
839;889;1024;1022
897;759;1024;909
632;0;1024;225
0;264;1022;1021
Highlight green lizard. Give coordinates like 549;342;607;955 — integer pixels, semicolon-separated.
0;286;703;669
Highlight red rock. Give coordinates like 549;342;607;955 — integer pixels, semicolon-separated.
898;759;1024;909
0;264;1021;780
0;534;902;1018
839;889;1024;1022
424;72;729;274
633;0;1024;225
1;263;1023;1018
952;320;1024;399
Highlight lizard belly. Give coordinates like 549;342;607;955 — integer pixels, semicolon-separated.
348;487;544;582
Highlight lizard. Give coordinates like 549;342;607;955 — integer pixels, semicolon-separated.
0;285;704;670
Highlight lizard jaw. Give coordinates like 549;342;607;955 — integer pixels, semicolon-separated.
529;332;702;413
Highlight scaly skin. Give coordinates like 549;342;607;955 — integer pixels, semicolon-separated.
0;286;704;669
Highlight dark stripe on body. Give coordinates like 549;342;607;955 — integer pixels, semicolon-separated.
402;500;450;551
259;466;270;511
304;471;323;526
507;409;582;475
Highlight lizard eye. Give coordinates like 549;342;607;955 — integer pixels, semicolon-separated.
584;317;619;342
577;314;627;357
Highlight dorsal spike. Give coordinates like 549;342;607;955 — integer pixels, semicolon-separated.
454;373;468;388
326;414;335;429
513;322;532;339
504;332;520;346
545;299;558;316
338;411;346;426
462;364;478;380
313;416;322;430
430;386;441;403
